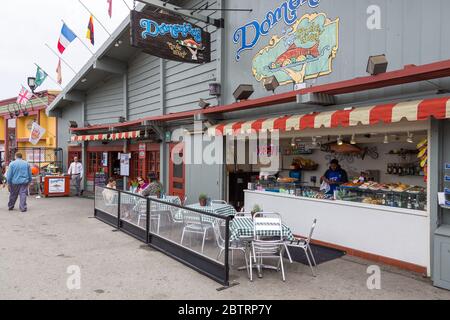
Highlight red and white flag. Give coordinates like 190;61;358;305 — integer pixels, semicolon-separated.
56;58;62;85
107;0;112;18
17;86;32;106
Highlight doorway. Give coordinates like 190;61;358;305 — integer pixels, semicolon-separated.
169;143;185;199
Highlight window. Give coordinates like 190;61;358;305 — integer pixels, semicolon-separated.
87;152;102;178
147;151;160;179
130;152;142;180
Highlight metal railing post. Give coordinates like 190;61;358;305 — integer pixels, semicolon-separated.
146;197;150;244
117;190;121;229
224;216;231;286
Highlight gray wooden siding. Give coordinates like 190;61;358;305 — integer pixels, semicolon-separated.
128;53;161;120
85;76;124;125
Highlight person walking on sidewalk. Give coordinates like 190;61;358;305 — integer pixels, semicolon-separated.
68;156;84;196
6;153;32;212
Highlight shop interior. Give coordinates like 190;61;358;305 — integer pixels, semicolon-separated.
226;122;429;212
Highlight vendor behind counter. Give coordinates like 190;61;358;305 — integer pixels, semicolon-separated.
321;159;349;195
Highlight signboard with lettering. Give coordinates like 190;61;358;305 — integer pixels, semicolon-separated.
130;10;211;64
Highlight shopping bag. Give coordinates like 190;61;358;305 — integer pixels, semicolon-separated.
320;181;330;193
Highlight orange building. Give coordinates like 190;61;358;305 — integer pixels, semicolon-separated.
0;90;59;165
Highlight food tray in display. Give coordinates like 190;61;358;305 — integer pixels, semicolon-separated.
406;187;425;195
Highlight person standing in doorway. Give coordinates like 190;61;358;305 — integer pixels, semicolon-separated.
6;153;32;212
68;156;84;196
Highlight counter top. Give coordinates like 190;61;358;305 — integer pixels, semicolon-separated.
245;190;428;217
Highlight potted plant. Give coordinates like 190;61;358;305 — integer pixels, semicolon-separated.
251;204;262;218
198;193;208;207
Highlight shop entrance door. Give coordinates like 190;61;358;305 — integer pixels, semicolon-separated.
169;143;185;199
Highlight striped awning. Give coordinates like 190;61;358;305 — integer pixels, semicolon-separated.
109;130;141;140
71;133;109;142
70;131;141;142
207;97;450;136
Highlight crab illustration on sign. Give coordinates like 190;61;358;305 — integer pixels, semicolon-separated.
176;38;205;61
252;13;339;87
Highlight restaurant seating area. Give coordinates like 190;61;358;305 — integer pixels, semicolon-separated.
95;186;318;284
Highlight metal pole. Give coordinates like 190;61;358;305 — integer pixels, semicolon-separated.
44;43;78;74
61;19;95;55
146;198;150;244
78;0;112;36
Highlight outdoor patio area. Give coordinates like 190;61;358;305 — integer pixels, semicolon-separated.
1;189;450;300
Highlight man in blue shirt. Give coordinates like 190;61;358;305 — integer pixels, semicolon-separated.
321;159;349;195
6;152;32;212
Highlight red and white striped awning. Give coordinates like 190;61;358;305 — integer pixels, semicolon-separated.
71;133;109;142
207;97;450;136
109;130;141;140
70;131;141;142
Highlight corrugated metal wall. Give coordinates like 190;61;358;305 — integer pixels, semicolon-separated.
85;76;124;124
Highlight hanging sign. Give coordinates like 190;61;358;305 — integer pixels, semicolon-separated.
139;143;146;159
130;10;211;64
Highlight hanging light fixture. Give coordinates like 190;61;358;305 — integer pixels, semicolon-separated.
337;135;343;146
291;137;296;147
311;136;318;146
350;134;356;145
384;134;389;144
406;132;414;144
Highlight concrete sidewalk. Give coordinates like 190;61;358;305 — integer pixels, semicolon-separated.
0;189;449;300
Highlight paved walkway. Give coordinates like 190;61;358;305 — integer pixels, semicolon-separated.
0;189;449;300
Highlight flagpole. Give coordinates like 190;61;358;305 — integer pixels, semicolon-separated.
34;63;64;90
121;0;132;11
44;43;78;74
61;19;95;55
20;84;50;108
78;0;112;36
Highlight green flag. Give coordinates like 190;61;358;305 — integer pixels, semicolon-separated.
35;65;48;87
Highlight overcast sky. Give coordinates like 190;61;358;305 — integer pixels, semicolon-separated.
0;0;134;100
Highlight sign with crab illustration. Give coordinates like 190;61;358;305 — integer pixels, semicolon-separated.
130;10;211;64
252;13;339;87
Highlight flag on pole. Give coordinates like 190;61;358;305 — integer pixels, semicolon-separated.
35;65;48;87
56;59;62;85
29;122;46;146
17;86;33;106
86;15;95;45
107;0;112;18
57;23;77;54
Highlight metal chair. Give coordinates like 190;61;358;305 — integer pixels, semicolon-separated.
180;209;213;253
182;195;188;206
286;219;318;276
249;212;288;281
136;199;161;234
212;220;249;274
211;200;227;205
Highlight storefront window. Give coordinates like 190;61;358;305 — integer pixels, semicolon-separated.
87;152;103;178
147;151;160;179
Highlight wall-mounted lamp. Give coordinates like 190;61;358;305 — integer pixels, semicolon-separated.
27;77;37;93
350;134;356;145
233;84;254;101
198;98;211;109
367;54;388;75
209;83;221;97
118;116;126;123
263;76;279;93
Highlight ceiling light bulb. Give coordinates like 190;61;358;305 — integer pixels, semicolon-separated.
337;135;343;146
350;134;356;145
291;138;296;147
311;136;317;146
384;134;389;144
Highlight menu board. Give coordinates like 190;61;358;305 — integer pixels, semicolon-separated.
95;173;108;187
120;153;130;177
48;178;66;194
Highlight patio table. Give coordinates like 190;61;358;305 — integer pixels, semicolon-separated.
230;217;295;242
181;203;237;223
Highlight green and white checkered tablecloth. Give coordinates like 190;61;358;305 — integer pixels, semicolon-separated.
150;196;181;212
186;203;237;217
230;217;295;242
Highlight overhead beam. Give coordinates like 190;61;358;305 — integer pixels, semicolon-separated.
144;120;165;140
137;0;224;28
63;90;85;103
93;57;127;74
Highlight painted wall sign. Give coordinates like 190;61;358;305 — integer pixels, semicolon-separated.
252;12;339;86
130;10;211;64
233;0;321;61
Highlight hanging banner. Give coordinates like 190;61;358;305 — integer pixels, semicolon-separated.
29;122;46;145
130;10;211;64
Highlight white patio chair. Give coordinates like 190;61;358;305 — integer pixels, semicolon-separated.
211;200;227;205
180;209;213;253
286;219;318;277
136;199;161;234
249;212;289;282
213;220;249;275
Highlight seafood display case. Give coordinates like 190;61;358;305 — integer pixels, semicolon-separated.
337;183;427;211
